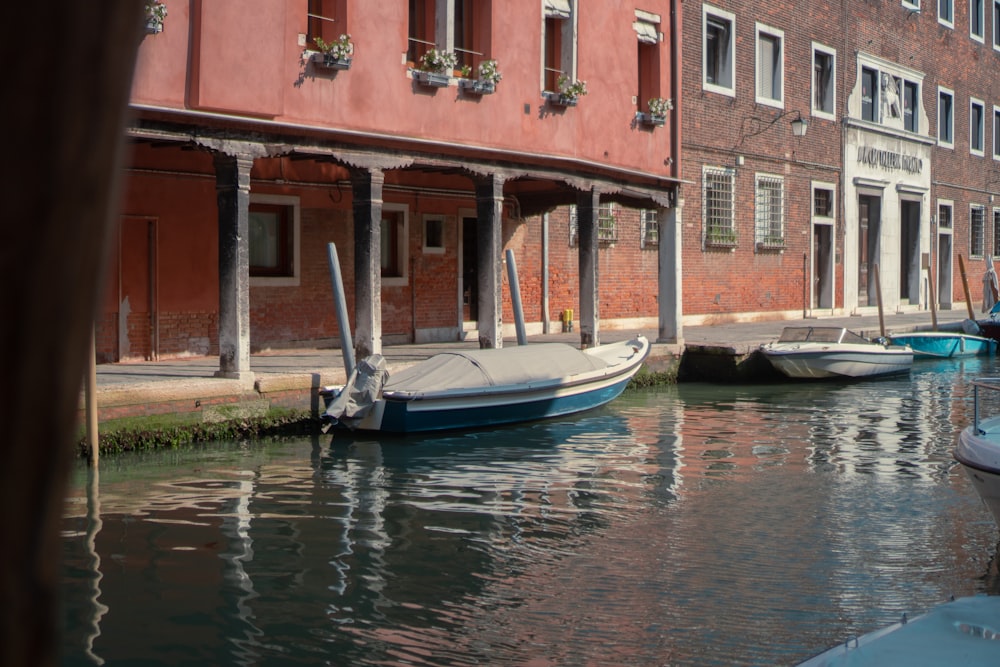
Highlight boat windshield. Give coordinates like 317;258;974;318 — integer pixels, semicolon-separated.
776;327;866;344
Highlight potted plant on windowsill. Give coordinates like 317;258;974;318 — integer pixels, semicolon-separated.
545;74;588;107
459;59;502;95
637;96;673;127
144;0;167;34
415;49;457;87
311;34;354;70
705;229;738;249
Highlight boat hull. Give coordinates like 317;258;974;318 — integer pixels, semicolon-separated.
373;373;634;433
887;332;996;358
760;347;913;379
797;595;1000;666
955;417;1000;529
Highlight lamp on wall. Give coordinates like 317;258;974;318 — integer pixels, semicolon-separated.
790;111;808;137
731;109;808;158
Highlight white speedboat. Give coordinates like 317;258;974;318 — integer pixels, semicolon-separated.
760;326;913;379
955;378;1000;529
797;595;1000;666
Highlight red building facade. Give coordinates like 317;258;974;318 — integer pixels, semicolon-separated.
106;1;682;373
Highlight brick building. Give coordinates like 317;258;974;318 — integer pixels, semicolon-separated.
107;1;682;375
681;0;1000;324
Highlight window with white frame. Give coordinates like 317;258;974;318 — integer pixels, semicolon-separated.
408;1;493;74
640;209;659;248
703;5;735;96
903;80;919;131
423;215;445;253
994;106;1000;159
568;205;578;246
994;0;1000;49
249;194;300;286
813;185;835;220
568;203;615;244
973;0;986;40
542;0;577;93
857;60;923;133
993;208;1000;256
597;203;617;243
938;87;954;146
939;0;954;26
636;10;663;117
755;24;783;106
381;205;409;283
903;0;919;10
938;201;952;229
703;166;736;247
754;174;785;249
972;97;986;155
812;44;835;118
972;204;986;256
861;66;879;122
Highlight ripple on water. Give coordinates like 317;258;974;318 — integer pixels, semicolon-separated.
59;357;1000;666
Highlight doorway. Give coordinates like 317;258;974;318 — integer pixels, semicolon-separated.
461;216;478;324
813;223;833;310
900;199;921;305
118;216;157;361
857;194;881;307
938;233;953;309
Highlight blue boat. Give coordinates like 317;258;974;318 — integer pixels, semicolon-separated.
887;331;997;358
321;336;650;433
797;595;1000;666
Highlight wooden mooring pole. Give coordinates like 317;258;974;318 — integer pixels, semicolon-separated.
958;254;975;320
874;263;886;338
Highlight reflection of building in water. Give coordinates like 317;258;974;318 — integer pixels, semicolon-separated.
61;414;686;664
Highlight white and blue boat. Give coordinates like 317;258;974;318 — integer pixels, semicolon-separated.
887;330;997;358
321;336;650;433
760;326;913;379
797;595;1000;666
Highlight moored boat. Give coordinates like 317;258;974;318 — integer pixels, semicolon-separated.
321;336;650;433
796;595;1000;666
887;330;997;358
955;377;1000;529
760;326;913;379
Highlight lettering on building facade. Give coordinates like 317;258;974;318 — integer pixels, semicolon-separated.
856;146;923;174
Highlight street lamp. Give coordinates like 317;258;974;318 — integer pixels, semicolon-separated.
790;111;808;137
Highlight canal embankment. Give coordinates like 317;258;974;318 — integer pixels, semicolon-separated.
78;310;965;454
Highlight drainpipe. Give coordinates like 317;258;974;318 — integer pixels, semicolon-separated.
670;0;682;182
542;212;550;334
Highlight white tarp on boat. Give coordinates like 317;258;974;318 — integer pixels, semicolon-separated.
383;343;609;398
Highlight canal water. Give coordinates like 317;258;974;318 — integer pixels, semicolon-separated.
60;356;1000;666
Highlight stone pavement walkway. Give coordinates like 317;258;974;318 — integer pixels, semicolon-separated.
94;308;964;389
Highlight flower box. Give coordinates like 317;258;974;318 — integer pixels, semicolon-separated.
312;52;352;70
415;70;451;87
460;79;496;95
544;91;578;107
636;112;666;127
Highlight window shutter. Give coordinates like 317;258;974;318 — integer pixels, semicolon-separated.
758;36;775;99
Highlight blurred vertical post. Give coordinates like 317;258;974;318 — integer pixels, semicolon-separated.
86;325;98;466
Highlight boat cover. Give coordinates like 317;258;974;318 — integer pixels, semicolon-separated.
324;354;388;422
383;343;610;398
